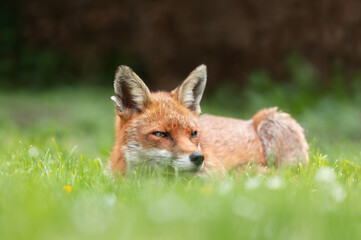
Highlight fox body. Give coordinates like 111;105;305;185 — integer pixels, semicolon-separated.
110;65;309;175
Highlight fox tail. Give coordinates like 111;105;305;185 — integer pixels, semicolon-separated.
253;107;309;166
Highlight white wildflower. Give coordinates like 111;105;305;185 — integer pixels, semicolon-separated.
147;195;189;223
245;176;262;190
103;193;117;207
266;176;285;190
331;184;347;203
315;167;337;184
28;146;39;158
232;196;263;221
218;181;233;195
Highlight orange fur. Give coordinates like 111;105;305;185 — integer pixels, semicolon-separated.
110;65;309;175
111;92;201;172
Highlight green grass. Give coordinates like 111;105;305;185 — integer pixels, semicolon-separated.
1;86;361;240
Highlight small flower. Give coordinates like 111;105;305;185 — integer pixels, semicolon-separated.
63;185;72;194
266;176;285;190
200;186;213;195
245;176;262;190
315;167;337;184
28;146;39;158
331;184;346;203
103;194;117;206
232;196;263;221
218;181;233;195
146;195;189;223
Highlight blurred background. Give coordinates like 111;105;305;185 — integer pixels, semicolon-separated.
1;0;361;159
3;0;361;89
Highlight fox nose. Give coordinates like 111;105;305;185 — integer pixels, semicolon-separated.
189;152;204;166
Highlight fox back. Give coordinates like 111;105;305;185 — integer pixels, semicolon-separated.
110;65;309;175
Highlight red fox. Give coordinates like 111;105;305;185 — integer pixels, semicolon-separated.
110;65;309;175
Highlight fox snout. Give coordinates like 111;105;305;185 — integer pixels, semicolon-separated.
189;152;204;166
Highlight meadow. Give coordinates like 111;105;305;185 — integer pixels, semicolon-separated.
1;67;361;239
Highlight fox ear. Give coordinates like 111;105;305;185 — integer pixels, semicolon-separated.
173;64;207;114
111;65;151;113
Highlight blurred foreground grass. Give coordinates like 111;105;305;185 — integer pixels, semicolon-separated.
0;83;361;240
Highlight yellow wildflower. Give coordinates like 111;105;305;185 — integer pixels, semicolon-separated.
63;185;72;194
200;186;213;195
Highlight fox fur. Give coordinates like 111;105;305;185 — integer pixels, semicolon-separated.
110;65;309;175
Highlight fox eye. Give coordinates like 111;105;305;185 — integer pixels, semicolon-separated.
191;131;198;138
152;131;168;138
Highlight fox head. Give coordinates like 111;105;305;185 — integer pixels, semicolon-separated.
111;65;207;174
